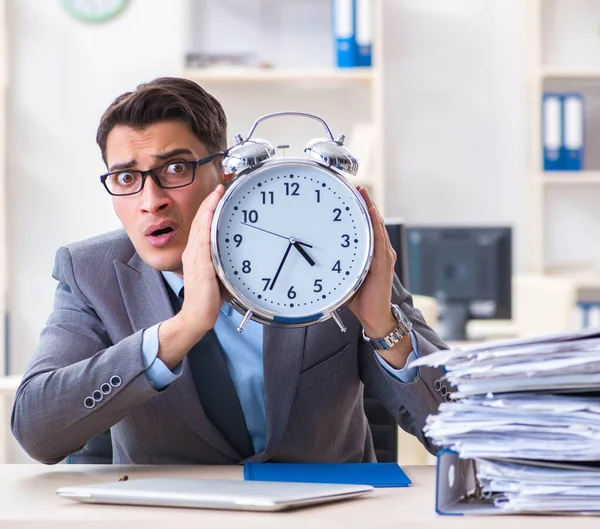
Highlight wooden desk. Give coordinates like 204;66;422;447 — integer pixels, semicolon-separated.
0;464;598;528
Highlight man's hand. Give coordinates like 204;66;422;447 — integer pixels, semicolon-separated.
347;187;412;369
157;184;225;369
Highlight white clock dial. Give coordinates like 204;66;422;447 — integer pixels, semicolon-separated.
212;160;373;325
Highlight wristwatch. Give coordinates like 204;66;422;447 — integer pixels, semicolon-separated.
362;304;413;351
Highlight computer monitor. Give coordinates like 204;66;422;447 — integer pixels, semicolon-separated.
384;218;409;288
405;226;512;341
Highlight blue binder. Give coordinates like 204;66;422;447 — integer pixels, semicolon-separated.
542;93;562;171
562;93;584;171
244;462;412;488
332;0;357;67
355;0;372;67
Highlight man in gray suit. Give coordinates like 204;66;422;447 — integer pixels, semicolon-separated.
11;78;448;464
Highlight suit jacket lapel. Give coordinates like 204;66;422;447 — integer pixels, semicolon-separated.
261;325;306;456
114;253;240;460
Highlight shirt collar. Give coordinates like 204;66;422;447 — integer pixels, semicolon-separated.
161;271;232;316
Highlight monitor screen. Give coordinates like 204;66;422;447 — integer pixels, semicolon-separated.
405;226;512;340
384;218;409;288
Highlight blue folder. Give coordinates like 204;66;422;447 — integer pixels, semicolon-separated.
244;463;412;488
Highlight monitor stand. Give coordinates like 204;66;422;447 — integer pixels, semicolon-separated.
438;302;469;342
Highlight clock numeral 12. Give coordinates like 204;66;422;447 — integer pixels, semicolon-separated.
284;182;300;196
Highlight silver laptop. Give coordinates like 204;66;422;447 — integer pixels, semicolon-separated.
56;477;374;512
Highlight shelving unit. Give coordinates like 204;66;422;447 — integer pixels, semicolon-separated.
526;0;600;283
184;68;376;84
182;0;386;213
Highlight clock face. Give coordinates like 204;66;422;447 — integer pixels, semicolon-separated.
212;160;373;325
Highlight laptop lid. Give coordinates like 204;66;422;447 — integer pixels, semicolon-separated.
56;477;374;512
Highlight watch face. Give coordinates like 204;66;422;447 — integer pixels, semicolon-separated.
212;159;373;325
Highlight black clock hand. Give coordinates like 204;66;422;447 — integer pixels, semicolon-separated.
293;241;315;266
269;241;293;290
241;223;288;241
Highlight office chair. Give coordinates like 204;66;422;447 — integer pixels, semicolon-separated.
363;387;398;462
65;430;113;464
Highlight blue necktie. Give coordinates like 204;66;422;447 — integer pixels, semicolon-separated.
166;285;254;459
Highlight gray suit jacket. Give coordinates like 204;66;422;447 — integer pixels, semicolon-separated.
11;230;448;465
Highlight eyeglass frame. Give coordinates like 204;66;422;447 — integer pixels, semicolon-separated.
99;151;224;196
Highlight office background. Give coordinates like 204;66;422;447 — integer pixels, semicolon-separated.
3;0;596;463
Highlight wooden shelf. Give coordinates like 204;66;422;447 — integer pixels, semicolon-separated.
183;68;375;83
539;172;600;185
541;66;600;79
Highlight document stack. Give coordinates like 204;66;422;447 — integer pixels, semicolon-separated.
411;329;600;515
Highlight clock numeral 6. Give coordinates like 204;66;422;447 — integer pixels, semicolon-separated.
313;279;323;292
242;210;259;223
287;286;297;299
242;260;252;273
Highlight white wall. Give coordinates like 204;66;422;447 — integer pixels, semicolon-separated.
5;0;185;461
7;0;185;376
382;0;526;272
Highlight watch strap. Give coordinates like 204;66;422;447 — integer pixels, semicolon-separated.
362;304;413;351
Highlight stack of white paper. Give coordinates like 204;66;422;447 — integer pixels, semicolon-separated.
411;328;600;514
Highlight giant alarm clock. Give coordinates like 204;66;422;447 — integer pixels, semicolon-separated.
211;112;373;333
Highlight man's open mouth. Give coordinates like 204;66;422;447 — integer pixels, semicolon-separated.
151;227;174;237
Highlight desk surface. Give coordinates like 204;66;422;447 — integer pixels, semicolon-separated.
1;464;598;528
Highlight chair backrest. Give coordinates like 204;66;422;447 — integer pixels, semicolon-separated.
363;387;398;462
65;430;112;464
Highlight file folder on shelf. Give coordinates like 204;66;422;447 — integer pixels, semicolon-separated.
332;0;357;67
542;93;562;171
562;93;584;171
355;0;372;67
244;462;412;488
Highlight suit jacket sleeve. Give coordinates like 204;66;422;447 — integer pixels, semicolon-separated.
357;275;449;454
11;246;159;464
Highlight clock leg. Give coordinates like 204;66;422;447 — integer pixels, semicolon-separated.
331;311;347;333
237;310;254;333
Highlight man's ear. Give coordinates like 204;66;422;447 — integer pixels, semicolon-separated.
222;172;236;185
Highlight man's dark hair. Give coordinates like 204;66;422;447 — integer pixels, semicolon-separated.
96;77;227;164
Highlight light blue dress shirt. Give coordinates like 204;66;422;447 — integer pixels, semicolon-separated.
141;271;419;453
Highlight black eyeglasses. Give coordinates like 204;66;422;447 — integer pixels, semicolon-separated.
100;152;223;196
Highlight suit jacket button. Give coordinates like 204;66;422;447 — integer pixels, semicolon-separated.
92;389;103;402
434;379;442;391
84;397;95;409
100;383;112;395
110;375;122;388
